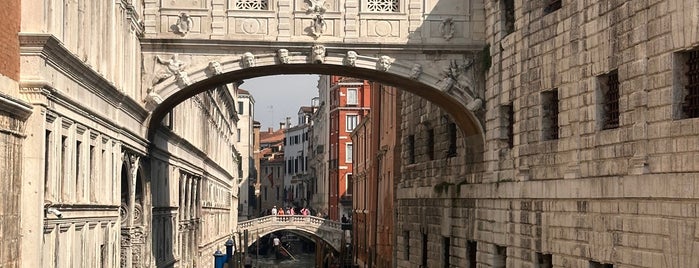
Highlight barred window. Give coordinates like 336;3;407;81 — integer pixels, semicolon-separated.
236;0;268;10
599;70;620;129
541;89;559;140
682;49;699;118
367;0;399;12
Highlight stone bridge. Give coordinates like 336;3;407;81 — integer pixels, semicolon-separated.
237;215;344;251
141;0;488;145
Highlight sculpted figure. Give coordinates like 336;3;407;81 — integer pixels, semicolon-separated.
311;14;326;38
438;66;457;91
377;55;392;71
154;54;187;85
174;13;194;35
208;61;223;75
409;63;422;79
307;0;327;14
242;52;256;68
278;49;290;64
345;51;358;66
311;45;326;64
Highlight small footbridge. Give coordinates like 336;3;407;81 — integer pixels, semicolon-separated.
237;215;344;251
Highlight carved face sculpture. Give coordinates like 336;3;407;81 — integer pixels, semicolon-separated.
208;61;223;75
378;55;392;71
242;52;255;68
410;63;422;79
312;45;325;64
345;51;357;66
278;49;290;64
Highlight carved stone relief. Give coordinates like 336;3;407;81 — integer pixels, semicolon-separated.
377;55;393;71
241;52;256;68
311;45;326;63
409;63;422;79
208;61;223;75
173;13;194;36
306;0;327;14
153;54;188;86
345;51;358;66
277;49;290;64
440;18;455;40
310;14;327;38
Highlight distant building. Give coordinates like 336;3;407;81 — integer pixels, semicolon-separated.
236;88;256;220
326;76;371;220
259;126;286;212
309;76;331;215
351;83;401;268
283;106;316;207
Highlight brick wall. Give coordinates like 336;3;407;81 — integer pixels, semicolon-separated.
0;0;20;81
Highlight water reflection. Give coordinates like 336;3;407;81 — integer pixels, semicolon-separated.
254;252;315;268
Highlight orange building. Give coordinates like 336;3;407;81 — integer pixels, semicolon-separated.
328;76;371;220
350;83;401;268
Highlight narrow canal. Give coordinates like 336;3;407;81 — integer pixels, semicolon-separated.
254;252;315;267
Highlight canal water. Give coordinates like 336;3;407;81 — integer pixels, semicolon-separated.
252;252;315;268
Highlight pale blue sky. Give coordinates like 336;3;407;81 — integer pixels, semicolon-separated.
241;75;320;130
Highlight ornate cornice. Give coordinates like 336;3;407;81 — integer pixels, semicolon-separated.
0;92;32;121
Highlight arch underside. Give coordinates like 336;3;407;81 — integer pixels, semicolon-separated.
242;225;343;252
143;48;486;147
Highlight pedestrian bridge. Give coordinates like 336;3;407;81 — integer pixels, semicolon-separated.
237;215;345;251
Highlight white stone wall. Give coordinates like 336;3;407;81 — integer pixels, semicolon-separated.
237;91;255;219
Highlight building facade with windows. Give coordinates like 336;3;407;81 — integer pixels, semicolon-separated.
309;76;332;215
327;76;371;220
236;88;256;220
259;126;286;212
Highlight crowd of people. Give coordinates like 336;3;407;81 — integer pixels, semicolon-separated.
259;205;329;219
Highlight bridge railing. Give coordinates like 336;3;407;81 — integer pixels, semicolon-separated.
238;215;341;230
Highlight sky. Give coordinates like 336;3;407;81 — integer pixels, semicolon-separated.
241;75;320;130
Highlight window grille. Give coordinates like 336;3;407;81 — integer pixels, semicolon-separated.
503;0;515;34
602;70;620;129
427;128;434;160
503;104;514;148
683;50;699;118
367;0;399;12
541;90;559;140
236;0;268;10
408;135;415;164
447;123;457;157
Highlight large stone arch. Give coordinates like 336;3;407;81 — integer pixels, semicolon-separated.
142;47;485;147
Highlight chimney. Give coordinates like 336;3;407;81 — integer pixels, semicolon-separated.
286;117;291;129
268;127;273;133
279;122;285;130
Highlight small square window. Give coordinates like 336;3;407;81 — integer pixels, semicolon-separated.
535;252;552;268
541;89;559;140
674;48;699;119
598;70;620;129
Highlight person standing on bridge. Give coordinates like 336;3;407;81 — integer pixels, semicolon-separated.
271;206;278;216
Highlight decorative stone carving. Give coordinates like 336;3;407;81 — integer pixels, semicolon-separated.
345;51;358;66
241;52;256;68
377;55;393;71
208;61;223;75
440;18;455;41
154;54;187;85
437;63;458;91
144;87;163;105
466;98;483;111
176;72;191;86
277;49;290;64
306;0;327;14
173;13;194;36
311;45;326;64
311;14;326;38
409;63;422;79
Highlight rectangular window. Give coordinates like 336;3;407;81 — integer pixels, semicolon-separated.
589;261;613;268
44;130;53;200
346;115;359;132
502;104;515;148
599;70;620;129
494;245;506;268
541;89;559;140
237;128;242;142
347;88;358;105
61;136;68;201
535;252;553;268
466;240;477;268
236;0;269;10
294;158;299;173
427;128;435;160
503;0;515;34
442;236;450;268
346;174;353;196
675;48;699;119
346;143;353;163
366;0;399;12
421;232;428;267
408;135;415;164
447;123;457;157
544;0;562;14
238;101;244;115
404;231;410;260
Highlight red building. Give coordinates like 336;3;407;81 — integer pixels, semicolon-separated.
350;83;401;268
327;76;371;220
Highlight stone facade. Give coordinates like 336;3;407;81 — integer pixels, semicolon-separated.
395;1;699;268
237;89;256;220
